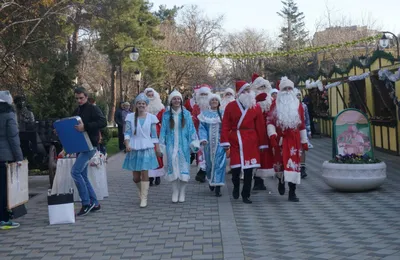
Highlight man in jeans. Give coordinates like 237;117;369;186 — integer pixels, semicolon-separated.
72;87;107;216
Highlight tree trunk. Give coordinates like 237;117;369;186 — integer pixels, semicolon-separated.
108;64;117;123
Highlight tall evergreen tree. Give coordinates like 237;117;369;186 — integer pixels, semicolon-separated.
277;0;308;51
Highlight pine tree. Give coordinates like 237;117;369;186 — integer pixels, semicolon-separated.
277;0;308;51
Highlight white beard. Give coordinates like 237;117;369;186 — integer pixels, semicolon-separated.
238;91;256;109
276;90;301;130
258;96;272;112
220;96;235;110
147;97;165;115
197;96;210;111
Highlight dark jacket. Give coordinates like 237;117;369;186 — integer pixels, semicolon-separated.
114;108;123;127
72;102;107;147
0;103;23;162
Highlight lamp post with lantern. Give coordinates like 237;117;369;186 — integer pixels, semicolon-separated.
119;46;139;101
379;32;399;60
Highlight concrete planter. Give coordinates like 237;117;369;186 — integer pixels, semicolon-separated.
321;161;387;192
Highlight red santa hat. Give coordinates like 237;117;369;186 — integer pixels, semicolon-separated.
251;73;271;90
193;85;202;93
168;90;183;104
236;80;250;95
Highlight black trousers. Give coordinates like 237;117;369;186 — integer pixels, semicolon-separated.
231;168;253;199
0;162;9;222
117;125;125;150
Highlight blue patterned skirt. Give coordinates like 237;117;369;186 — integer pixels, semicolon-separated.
123;148;159;171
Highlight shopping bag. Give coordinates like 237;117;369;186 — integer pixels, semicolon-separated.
7;160;29;210
47;190;75;225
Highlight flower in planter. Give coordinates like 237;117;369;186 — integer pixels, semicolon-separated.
330;153;380;164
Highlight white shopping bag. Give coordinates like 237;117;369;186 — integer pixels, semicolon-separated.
7;160;29;210
47;190;75;225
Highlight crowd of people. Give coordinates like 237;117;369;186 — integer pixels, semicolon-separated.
120;74;314;208
0;74;314;230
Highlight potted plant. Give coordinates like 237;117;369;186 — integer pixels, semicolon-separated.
322;108;387;192
322;154;386;191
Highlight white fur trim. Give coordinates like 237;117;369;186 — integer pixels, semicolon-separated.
220;142;230;147
267;124;277;137
259;145;268;149
168;90;182;104
237;83;250;95
152;138;159;144
300;129;307;144
198;113;221;124
148;168;165;177
243;164;260;169
284;170;301;185
190;140;200;153
198;86;211;94
255;168;275;178
231;164;241;169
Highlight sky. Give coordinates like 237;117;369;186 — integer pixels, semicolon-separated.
150;0;400;37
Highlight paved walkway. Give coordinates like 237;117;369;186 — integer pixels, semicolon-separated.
1;138;400;260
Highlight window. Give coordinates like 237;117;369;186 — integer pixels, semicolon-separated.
348;79;367;114
370;75;396;119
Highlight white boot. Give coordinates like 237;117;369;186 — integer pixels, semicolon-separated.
178;181;188;203
140;181;149;208
135;182;141;200
171;180;179;203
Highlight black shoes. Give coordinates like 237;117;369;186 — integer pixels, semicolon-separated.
77;204;95;216
209;185;215;191
155;177;161;185
242;197;252;204
253;177;267;191
195;169;206;183
300;166;307;179
190;153;196;164
215;186;221;197
288;182;299;202
149;177;154;186
91;204;101;212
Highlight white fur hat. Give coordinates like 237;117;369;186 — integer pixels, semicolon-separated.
0;90;13;105
198;86;211;94
208;93;221;103
251;73;272;90
144;87;161;99
168;90;183;104
279;76;294;90
270;89;279;95
223;87;235;96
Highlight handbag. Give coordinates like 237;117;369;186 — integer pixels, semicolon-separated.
47;189;75;225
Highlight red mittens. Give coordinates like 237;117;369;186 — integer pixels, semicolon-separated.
302;143;309;151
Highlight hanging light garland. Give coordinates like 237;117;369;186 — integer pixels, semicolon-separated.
141;35;380;59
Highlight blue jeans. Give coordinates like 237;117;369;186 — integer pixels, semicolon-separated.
71;150;98;206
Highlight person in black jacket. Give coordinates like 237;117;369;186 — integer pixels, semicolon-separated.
71;87;107;216
0;91;23;229
114;102;125;151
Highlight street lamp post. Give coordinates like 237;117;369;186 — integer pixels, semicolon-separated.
379;32;399;60
119;47;139;102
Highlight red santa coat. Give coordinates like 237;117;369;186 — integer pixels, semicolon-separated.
221;100;268;169
184;98;195;113
255;94;275;177
266;101;307;184
191;104;201;131
149;108;165;175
